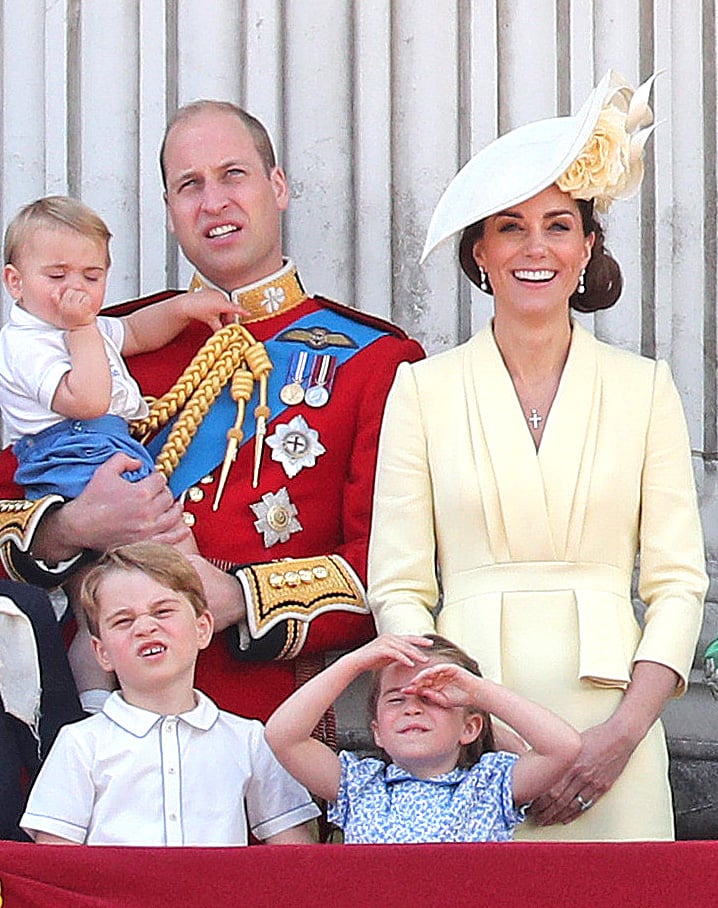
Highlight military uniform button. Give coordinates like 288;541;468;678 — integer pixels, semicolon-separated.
269;573;284;588
285;571;301;586
313;566;329;580
298;569;313;583
182;512;196;527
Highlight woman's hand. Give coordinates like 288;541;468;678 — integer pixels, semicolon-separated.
528;720;637;825
528;661;679;826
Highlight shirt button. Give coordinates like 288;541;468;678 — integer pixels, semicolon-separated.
169;814;177;822
168;767;176;774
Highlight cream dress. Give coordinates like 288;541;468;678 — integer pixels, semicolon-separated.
369;322;707;841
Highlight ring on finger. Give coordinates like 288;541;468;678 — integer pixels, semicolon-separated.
575;794;593;811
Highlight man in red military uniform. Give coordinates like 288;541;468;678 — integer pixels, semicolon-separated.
0;101;424;723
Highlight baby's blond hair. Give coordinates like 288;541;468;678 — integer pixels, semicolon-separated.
4;195;111;267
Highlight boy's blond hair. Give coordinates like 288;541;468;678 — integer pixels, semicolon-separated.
4;195;112;267
81;542;208;638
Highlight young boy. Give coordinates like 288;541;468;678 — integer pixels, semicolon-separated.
0;195;238;501
0;196;239;709
20;542;319;845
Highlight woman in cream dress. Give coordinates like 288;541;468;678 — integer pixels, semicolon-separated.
369;73;708;841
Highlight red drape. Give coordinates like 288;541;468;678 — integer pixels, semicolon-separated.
0;840;716;907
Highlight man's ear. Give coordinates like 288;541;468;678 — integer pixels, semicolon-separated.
165;199;177;236
91;635;114;673
3;264;22;300
270;166;290;212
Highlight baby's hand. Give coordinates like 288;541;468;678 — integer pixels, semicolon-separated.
179;288;247;331
402;662;482;709
56;287;100;329
348;633;433;674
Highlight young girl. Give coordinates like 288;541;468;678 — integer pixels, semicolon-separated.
265;633;581;843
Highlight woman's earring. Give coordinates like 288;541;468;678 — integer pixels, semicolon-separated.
577;269;586;294
479;266;489;293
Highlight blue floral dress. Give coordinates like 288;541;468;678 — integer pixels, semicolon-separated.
328;750;524;843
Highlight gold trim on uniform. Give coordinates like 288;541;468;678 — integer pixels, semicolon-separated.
0;495;68;581
189;260;307;324
277;620;308;660
237;554;368;657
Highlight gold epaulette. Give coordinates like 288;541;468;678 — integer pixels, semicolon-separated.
236;555;368;660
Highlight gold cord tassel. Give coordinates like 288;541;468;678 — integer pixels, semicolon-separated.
130;324;272;495
212;367;254;511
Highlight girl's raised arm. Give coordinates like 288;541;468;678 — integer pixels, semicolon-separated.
265;635;431;802
405;664;581;806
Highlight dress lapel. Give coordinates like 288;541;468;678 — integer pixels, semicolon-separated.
464;327;555;561
537;322;600;560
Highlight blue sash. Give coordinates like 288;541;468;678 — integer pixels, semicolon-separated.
147;308;386;496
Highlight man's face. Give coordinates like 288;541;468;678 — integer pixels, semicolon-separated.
163;110;289;292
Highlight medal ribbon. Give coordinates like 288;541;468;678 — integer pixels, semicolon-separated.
148;307;387;495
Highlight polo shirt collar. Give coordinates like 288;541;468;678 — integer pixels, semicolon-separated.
102;689;219;737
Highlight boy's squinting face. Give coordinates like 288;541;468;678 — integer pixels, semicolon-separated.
91;569;213;704
371;661;482;780
3;225;108;326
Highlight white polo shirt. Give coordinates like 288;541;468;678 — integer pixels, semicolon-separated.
21;690;319;845
0;306;149;442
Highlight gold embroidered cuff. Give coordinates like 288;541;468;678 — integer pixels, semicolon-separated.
0;496;82;584
237;554;368;660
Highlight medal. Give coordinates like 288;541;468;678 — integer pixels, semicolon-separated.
305;354;336;408
266;414;326;478
250;487;303;548
279;350;309;405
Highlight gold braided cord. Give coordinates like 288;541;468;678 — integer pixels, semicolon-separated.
129;323;270;480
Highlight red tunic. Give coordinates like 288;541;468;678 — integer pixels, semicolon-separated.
0;276;424;722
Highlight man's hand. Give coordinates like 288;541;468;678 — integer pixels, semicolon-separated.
186;555;247;630
32;453;189;563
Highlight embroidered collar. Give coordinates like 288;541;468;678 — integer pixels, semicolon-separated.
189;259;308;324
384;762;466;786
102;689;219;737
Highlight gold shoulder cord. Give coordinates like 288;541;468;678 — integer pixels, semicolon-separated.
130;324;272;507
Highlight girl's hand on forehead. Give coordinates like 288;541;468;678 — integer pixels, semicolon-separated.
350;633;433;673
402;662;481;709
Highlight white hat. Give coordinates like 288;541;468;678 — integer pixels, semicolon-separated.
421;70;658;275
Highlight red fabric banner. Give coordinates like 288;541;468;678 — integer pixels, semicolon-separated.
0;840;717;908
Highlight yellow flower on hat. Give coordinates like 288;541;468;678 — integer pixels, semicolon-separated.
557;107;630;212
557;74;659;213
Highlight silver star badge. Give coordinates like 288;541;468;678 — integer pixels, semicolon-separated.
250;487;302;548
266;414;326;479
